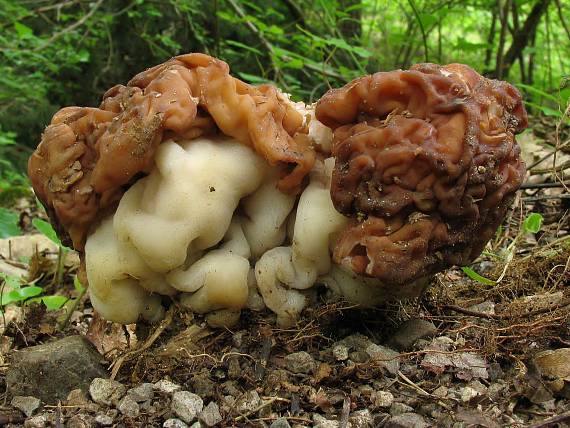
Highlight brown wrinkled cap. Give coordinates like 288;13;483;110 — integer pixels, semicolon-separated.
29;53;315;250
316;63;527;285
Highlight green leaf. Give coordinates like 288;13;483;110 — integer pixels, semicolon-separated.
73;275;85;293
1;286;43;305
0;207;21;238
14;22;33;38
419;13;438;28
225;40;262;56
461;267;496;286
238;72;273;85
32;218;67;248
17;286;43;299
42;295;68;311
522;212;543;234
0;273;23;290
77;49;90;63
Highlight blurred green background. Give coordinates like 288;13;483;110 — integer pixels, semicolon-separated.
1;0;569;193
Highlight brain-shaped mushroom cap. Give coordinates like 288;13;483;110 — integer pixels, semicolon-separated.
28;56;527;326
29;53;314;251
316;63;527;285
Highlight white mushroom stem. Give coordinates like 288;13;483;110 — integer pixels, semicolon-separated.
254;158;348;326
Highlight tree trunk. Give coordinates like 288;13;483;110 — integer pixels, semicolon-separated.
500;0;551;78
484;3;498;69
495;0;511;79
339;0;362;40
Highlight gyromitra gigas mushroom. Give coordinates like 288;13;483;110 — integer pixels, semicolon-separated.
28;56;527;326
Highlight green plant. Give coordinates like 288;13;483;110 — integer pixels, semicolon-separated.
32;218;70;287
0;207;20;238
461;212;544;285
0;272;68;315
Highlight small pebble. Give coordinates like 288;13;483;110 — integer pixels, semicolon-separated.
118;394;140;417
390;402;413;416
11;395;41;417
67;414;93;428
171;391;204;424
127;383;154;402
154;379;182;395
94;414;114;426
372;391;394;408
312;413;339;428
89;378;126;406
350;409;374;428
163;419;189;428
235;390;261;413
461;386;480;402
199;401;222;427
24;414;48;428
386;412;428;428
270;417;292;428
284;351;316;374
332;344;349;361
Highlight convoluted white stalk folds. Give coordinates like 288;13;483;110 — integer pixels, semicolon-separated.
85;134;427;327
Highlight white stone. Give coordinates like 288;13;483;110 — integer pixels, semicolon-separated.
171;391;204;424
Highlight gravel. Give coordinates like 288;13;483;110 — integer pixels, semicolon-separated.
385;412;429;428
11;395;41;417
154;379;182;395
89;378;126;406
163;418;190;428
199;401;222;427
284;351;316;374
171;391;204;424
117;394;140;417
127;383;154;402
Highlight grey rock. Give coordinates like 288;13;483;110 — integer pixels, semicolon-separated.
154;379;182;395
390;402;414;416
127;383;154;402
163;419;190;428
199;401;222;427
89;378;126;406
366;343;400;375
372;391;394;408
171;391;204;424
235;390;261;414
270;417;292;428
11;395;41;417
332;344;349;361
6;335;108;404
312;414;340;428
94;414;114;426
118;394;140;417
189;423;202;428
65;389;90;406
388;319;437;350
284;351;316;374
349;409;373;428
385;412;429;428
66;414;93;428
24;414;48;428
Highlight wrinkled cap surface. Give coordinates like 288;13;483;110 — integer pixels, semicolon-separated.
29;53;314;250
316;63;527;284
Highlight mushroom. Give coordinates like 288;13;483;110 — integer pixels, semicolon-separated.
29;56;527;326
316;63;527;286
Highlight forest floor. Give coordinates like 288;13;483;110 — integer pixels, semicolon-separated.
0;116;569;428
